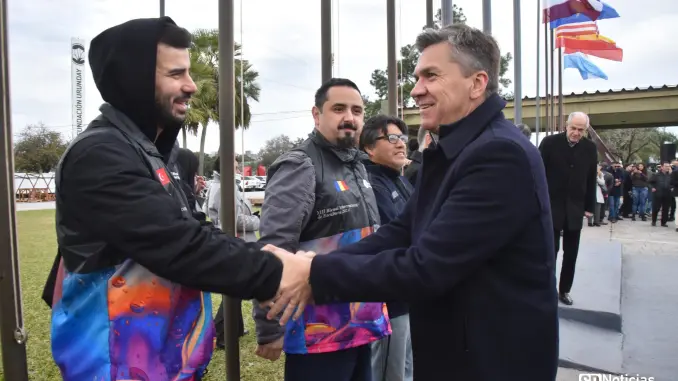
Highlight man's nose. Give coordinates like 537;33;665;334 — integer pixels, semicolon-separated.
410;79;425;102
184;76;198;94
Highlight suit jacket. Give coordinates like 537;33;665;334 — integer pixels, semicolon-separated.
309;94;559;381
539;132;597;231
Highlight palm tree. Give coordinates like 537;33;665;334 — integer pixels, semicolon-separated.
185;29;261;175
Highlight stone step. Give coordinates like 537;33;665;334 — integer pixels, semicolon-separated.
558;318;624;374
556;238;623;332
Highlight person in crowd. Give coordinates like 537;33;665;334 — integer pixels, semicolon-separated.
620;164;634;218
649;162;674;227
630;163;649;221
264;24;559;381
175;147;206;211
588;163;607;227
407;138;419;159
46;17;287;380
359;115;414;381
608;162;624;223
204;155;261;347
516;123;532;138
539;111;597;306
403;126;437;186
253;78;390;381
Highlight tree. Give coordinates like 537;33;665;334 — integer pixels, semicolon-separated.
185;29;261;175
364;6;513;119
14;123;68;173
598;128;678;164
257;135;304;168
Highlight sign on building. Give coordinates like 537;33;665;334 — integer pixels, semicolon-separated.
71;38;86;138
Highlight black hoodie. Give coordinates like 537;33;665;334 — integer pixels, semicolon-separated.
88;16;181;157
50;17;283;303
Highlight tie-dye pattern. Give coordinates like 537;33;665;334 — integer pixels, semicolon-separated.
51;259;215;380
283;227;391;354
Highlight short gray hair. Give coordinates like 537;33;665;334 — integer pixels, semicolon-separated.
417;127;438;151
567;111;590;127
515;123;532;138
415;24;501;95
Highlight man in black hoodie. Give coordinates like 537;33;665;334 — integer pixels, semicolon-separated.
47;17;286;380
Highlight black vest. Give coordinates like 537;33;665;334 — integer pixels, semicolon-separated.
274;132;380;245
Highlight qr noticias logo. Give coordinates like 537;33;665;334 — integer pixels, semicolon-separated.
579;374;655;381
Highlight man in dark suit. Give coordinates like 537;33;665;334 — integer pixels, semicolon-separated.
264;24;559;381
538;112;597;306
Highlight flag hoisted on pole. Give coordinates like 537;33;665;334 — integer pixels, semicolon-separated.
542;0;604;24
71;38;86;138
549;1;619;28
564;52;609;80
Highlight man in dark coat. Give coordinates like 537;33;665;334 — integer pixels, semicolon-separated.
538;111;597;306
264;24;559;381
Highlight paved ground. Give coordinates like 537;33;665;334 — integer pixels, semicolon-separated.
556;216;678;380
16;201;54;211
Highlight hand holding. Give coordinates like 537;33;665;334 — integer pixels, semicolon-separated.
584;211;593;218
262;245;313;326
255;336;284;361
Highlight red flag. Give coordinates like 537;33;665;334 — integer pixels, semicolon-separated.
556;34;623;62
257;165;266;176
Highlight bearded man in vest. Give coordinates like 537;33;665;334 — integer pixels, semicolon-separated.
253;78;391;381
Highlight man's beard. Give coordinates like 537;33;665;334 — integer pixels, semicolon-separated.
335;123;357;149
155;93;187;132
336;133;356;149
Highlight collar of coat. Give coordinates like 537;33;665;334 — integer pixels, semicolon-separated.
436;93;507;161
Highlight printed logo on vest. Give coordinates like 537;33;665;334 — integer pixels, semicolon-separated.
334;180;349;192
156;168;170;186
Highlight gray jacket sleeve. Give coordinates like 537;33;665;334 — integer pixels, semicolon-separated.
235;184;260;233
205;181;221;229
252;151;316;345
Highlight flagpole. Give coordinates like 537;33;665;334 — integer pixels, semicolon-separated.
558;47;564;130
535;0;541;144
513;0;522;124
550;28;555;132
544;14;550;134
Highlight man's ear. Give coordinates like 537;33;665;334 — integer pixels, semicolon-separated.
312;106;321;128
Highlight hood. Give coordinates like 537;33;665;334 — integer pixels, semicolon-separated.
88;16;180;156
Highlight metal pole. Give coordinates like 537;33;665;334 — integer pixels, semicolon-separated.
535;0;540;144
544;16;550;135
218;0;240;379
321;0;332;83
426;0;434;28
160;0;165;17
387;0;397;117
558;47;564;130
483;0;492;34
0;0;30;378
513;0;522;124
550;29;555;132
441;0;453;27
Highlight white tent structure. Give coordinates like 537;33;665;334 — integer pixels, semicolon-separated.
14;172;55;202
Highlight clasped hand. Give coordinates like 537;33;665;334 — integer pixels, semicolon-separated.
261;244;316;326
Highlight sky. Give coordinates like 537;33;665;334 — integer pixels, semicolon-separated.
7;0;677;155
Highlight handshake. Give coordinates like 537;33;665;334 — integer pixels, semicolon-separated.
261;244;317;325
254;245;316;361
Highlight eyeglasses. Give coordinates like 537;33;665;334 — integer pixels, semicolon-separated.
376;134;408;144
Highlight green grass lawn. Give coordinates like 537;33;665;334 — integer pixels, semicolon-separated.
0;209;283;381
